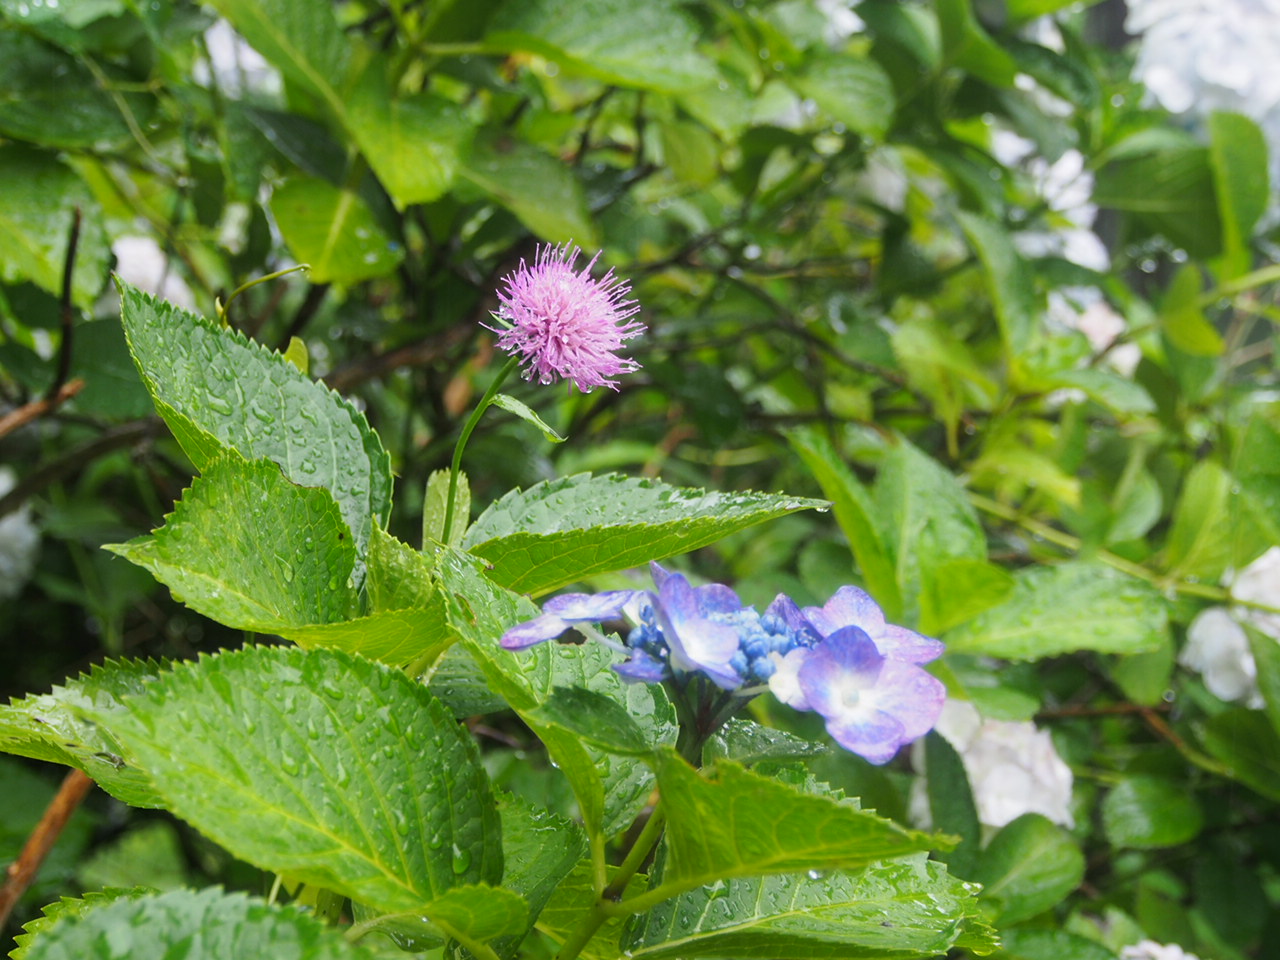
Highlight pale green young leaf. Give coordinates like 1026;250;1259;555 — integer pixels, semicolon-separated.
623;857;996;959
86;646;501;914
424;469;470;548
367;523;435;613
975;814;1085;925
935;0;1018;86
492;393;567;443
117;282;392;556
484;0;716;92
944;562;1168;659
703;718;826;767
19;888;378;960
653;750;942;891
282;598;454;670
0;658;166;808
463;473;826;596
272;177;404;283
106;454;360;633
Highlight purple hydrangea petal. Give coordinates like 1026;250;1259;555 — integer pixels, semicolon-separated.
501;612;576;650
825;712;907;765
695;583;743;616
765;593;821;646
657;573;743;689
871;660;947;742
796;626;884;717
542;590;640;622
649;561;673;589
804;585;887;638
877;624;945;664
613;650;670;684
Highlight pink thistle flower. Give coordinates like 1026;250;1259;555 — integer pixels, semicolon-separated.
488;243;644;392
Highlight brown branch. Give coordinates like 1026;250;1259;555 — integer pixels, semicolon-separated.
322;325;472;393
0;379;85;441
0;769;95;931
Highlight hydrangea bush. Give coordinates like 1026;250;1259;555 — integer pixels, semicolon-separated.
1;1;1279;959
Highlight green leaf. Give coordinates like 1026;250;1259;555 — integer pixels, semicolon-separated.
924;731;980;877
920;558;1014;636
351;884;529;947
1045;368;1156;416
424;469;471;548
1163;459;1236;582
975;813;1084;925
107;453;359;632
1095;145;1222;259
459;131;598;245
205;0;351;121
1247;623;1280;741
491;393;567;443
789;428;901;620
1200;708;1280;802
998;928;1120;960
1110;636;1175;707
463;473;826;596
703;719;826;767
495;794;587;958
18;888;378;960
945;562;1168;659
1158;265;1225;356
936;0;1018;87
1208;111;1269;279
623;856;995;959
956;210;1035;356
1006;0;1105;25
485;0;716;92
117;281;392;556
789;54;894;140
0;659;165;808
1102;777;1203;849
538;861;648;960
0;146;109;307
283;598;454;669
526;686;652;755
272;177;404;283
86;646;502;913
346;66;476;209
12;888;155;960
0;32;151;149
652;750;942;891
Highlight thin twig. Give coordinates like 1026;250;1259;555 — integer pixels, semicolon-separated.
0;380;85;442
0;769;95;930
46;208;83;403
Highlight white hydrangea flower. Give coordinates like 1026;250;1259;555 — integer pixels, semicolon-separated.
1046;286;1142;377
0;468;40;601
912;699;1075;829
1120;939;1202;960
111;236;197;312
1179;547;1280;705
193;19;282;98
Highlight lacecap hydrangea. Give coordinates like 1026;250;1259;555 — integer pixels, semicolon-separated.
502;562;946;765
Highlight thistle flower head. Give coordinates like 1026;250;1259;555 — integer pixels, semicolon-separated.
488;243;644;392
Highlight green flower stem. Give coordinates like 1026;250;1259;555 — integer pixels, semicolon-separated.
216;264;311;324
441;356;520;545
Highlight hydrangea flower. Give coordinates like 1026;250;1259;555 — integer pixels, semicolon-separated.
500;566;946;764
488;243;644;393
1120;940;1202;960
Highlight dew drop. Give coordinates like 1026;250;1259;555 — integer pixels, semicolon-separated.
451;844;472;874
281;754;300;776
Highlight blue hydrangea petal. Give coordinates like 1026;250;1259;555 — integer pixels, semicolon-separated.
501;612;575;649
543;590;641;622
765;593;821;647
825;711;907;765
796;626;884;717
649;561;673;589
614;650;670;683
878;624;945;664
871;660;947;742
804;585;886;638
695;583;743;616
657;573;743;689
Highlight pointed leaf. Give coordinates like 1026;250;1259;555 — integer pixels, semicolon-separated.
924;731;980;877
975;814;1084;924
18;888;378;960
492;393;566;443
354;884;529;946
85;646;501;913
117;282;392;555
957;210;1035;356
704;719;826;767
1209;111;1269;279
12;888;154;960
789;55;894;140
623;857;996;959
272;177;404;283
463;473;826;596
424;469;471;548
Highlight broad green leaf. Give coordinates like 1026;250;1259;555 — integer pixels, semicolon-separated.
350;884;529;947
924;731;980;878
526;686;652;755
272;177;404;283
945;562;1168;659
11;888;154;960
920;559;1014;636
436;550;678;835
18;888;378;960
485;0;716;92
0;32;151;149
1158;265;1224;356
537;861;648;960
1163;459;1236;582
998;928;1119;960
0;659;165;808
704;719;826;767
117;281;392;555
463;473;826;596
283;598;454;669
205;0;351;121
347;66;475;209
1046;368;1156;416
936;0;1017;87
789;55;894;140
1208;111;1269;279
1110;636;1175;707
622;857;996;959
1201;708;1280;802
975;813;1084;925
459;131;597;246
789;428;901;620
874;438;986;625
492;393;566;443
495;795;587;958
367;523;435;613
957;210;1035;356
1247;623;1280;741
424;469;471;548
87;646;501;913
0;146;109;307
652;750;942;891
1102;777;1203;849
1094;145;1222;259
107;454;360;632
